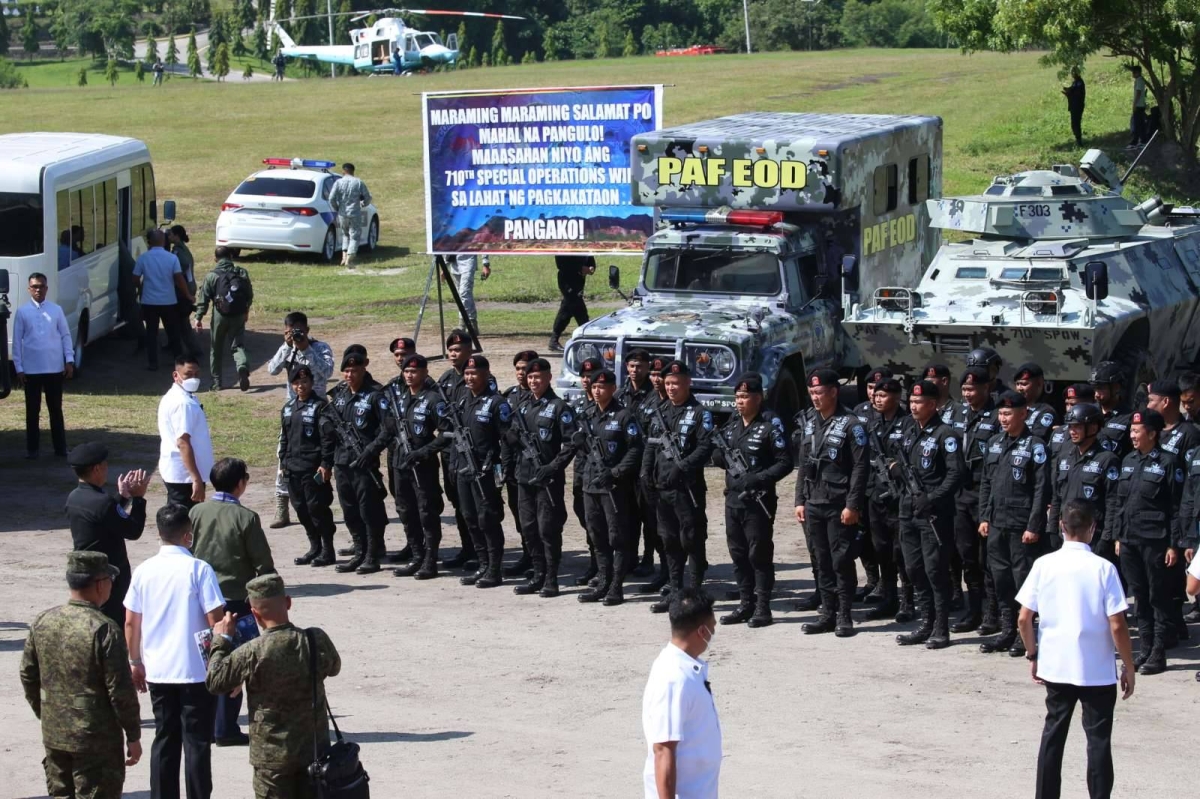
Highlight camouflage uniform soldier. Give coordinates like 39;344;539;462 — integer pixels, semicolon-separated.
206;574;341;799
1090;361;1134;459
20;551;142;799
1013;363;1059;441
327;163;372;267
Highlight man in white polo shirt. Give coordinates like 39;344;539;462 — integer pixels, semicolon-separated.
125;504;225;799
1016;499;1135;799
158;354;215;508
642;588;722;799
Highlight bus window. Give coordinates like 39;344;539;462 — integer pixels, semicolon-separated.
56;190;71;267
873;164;898;215
131;165;145;235
0;192;44;257
73;185;95;255
100;178;118;249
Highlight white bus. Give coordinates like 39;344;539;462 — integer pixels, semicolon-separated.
0;132;174;379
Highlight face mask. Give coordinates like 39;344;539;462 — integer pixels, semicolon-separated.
181;377;201;393
699;624;715;648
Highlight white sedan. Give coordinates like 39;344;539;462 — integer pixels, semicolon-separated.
215;158;380;262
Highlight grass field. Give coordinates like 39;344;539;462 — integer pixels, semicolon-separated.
0;49;1185;464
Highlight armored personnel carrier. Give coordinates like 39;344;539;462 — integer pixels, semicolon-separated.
843;150;1200;393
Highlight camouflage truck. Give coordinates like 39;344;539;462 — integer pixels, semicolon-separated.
842;149;1200;399
554;112;943;424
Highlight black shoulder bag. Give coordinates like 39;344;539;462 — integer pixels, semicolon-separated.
306;628;370;798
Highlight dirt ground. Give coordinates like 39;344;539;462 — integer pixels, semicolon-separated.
2;327;1198;798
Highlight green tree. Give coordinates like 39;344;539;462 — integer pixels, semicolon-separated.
77;65;88;85
22;12;38;60
145;33;159;61
929;0;1200;164
455;20;467;53
213;41;229;80
841;0;937;48
242;62;253;78
253;24;268;60
467;45;478;66
333;0;352;45
104;57;119;85
232;29;247;57
269;29;281;56
236;0;256;32
490;20;505;64
207;10;228;71
165;33;179;76
621;29;637;57
186;27;202;76
0;57;27;88
594;20;610;58
482;50;490;67
135;59;145;80
0;13;10;58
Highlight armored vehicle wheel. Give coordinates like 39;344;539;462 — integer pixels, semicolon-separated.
770;367;803;433
1114;342;1154;408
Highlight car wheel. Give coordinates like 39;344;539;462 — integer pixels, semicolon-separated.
365;216;380;252
321;226;338;263
227;248;241;258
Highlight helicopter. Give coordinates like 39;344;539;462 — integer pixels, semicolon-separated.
272;6;525;75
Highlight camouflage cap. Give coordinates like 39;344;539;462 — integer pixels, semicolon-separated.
807;368;839;388
996;390;1027;409
67;442;108;469
1064;403;1103;426
960;367;990;387
402;354;428;370
875;378;902;394
389;337;416;355
1148;379;1181;399
1131;409;1165;431
246;573;286;600
464;355;490;372
866;367;893;385
1014;362;1044;381
591;369;617;385
1065;383;1095;402
446;329;470;347
923;363;950;380
525;358;552;374
909;380;938;399
67;550;119;581
662;360;691;378
625;348;651;364
1090;361;1124;384
513;350;539;366
734;372;764;394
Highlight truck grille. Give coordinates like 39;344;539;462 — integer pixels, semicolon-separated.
625;340;680;365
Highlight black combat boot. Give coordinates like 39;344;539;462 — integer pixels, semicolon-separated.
1186;598;1200;623
950;589;983;633
294;534;321;566
337;543;358;557
575;549;599;587
865;583;899;621
632;548;655;578
443;541;476;569
414;547;439;580
650;585;675;614
503;550;533;579
794;592;822;612
603;553;627;606
721;594;755;625
356;536;383;575
689;562;707;591
392;541;426;577
312;534;336;567
747;595;773;628
540;562;561;598
894;584;915;623
514;565;546;596
834;599;856;638
926;613;951;649
387;544;413;564
980;609;1017;653
460;558;486;586
1139;643;1167;675
897;607;934;646
640;560;669;594
1133;635;1154;669
978;590;1001;636
857;562;881;603
579;555;612;603
334;535;366;573
802;613;836;635
476;558;503;588
1008;635;1027;658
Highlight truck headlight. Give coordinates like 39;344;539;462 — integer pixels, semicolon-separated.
564;341;616;373
684;345;737;381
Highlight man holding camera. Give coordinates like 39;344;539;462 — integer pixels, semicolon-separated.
267;312;335;529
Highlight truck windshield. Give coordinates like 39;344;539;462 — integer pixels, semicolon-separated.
645;249;781;295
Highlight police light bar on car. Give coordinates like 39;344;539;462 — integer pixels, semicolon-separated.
261;158;337;169
659;207;784;227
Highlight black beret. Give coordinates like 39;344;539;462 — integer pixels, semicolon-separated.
446;329;470;347
923;363;951;380
960;366;990;386
340;352;366;370
342;344;367;357
1065;383;1095;401
909;380;939;399
866;366;893;384
734;372;764;394
1148;380;1181;399
996;390;1027;408
807;368;839;388
1014;362;1044;381
625;348;651;364
525;358;552;374
1090;361;1123;384
591;369;617;385
875;378;902;394
67;442;108;468
290;365;314;381
389;337;415;355
402;354;428;370
662;360;691;378
464;355;490;371
513;350;539;365
579;358;601;375
650;356;669;373
1131;409;1165;431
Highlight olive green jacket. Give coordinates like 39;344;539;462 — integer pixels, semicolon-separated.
189;499;275;601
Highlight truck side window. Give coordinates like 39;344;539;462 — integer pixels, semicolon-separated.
907;156;930;205
873;164;898;215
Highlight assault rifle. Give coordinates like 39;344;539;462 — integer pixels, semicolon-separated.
434;381;487;500
711;426;771;518
867;427;902;504
649;404;698;506
577;414;618;506
326;396;385;491
513;401;555;501
385;381;420;480
894;433;942;543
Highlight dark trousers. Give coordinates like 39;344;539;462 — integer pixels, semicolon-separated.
901;515;954;622
725;499;776;599
506;479;525;552
1129;108;1147;145
457;471;505;567
335;466;388;554
393;460;444;552
954;490;988;598
639;481;661;560
142;303;182;369
518;477;567;570
287;470;336;539
24;372;66;455
1120;537;1171;647
164;482;202;510
1070;108;1084;146
213;599;249;741
1035;681;1116;799
441;452;475;556
868;497;906;590
176;300;200;359
583;487;630;556
551;270;589;338
988;526;1042;617
658;485;708;587
804;501;858;612
149;681;216;799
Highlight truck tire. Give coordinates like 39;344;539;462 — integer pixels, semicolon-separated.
770;367;803;433
1113;342;1153;409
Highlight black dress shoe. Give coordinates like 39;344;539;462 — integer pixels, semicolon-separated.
214;731;250;747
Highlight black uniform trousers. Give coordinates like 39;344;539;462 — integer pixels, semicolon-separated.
954;489;988;597
658;485;708;587
584;487;632;562
393;461;444;552
23;372;67;455
1120;537;1171;646
641;482;663;559
334;466;387;554
725;499;776;599
572;465;588;536
506;478;526;551
988;525;1042;616
803;501;858;612
213;599;249;743
1069;109;1084;146
517;477;567;570
1035;681;1116;799
142;303;181;369
457;472;505;566
149;681;215;799
868;497;906;589
287;471;335;539
441;452;475;557
164;482;202;510
900;515;954;621
551;268;589;339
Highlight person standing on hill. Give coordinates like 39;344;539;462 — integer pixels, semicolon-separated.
1062;67;1086;148
194;247;254;391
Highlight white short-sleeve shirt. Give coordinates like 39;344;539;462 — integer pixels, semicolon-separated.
642;643;722;799
1016;540;1129;686
124;545;226;683
157;382;214;484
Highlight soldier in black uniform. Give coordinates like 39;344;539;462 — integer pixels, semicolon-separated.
383;336;417;564
1115;409;1186;674
576;369;644;605
329;348;393;574
390;355;447;580
863;377;912;621
439;355;512;588
712;373;792;628
1046;403;1120;555
616;349;658;578
571;358;601;587
279;366;337;568
1090;360;1134;459
1013;362;1059;440
852;367;892;605
966;347;1006;399
922;363;957;424
437;330;480;571
1181;371;1199;422
643;360;716;614
1048;383;1096;465
948;367;998;634
637;356;672;594
794;368;869;637
63;442;149;626
893;380;965;649
501;349;539;579
509;358;576;598
977;391;1052;655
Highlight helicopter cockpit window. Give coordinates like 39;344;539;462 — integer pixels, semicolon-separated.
954;266;989;279
645;249;782;296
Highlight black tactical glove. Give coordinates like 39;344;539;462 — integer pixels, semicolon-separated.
913;492;932;516
727;473;749;492
532;465;554;485
350;454;372;471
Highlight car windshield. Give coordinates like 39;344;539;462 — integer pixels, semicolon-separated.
0;193;44;256
645;248;782;295
234;177;316;198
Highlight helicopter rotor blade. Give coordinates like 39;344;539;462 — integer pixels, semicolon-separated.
400;9;527;19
